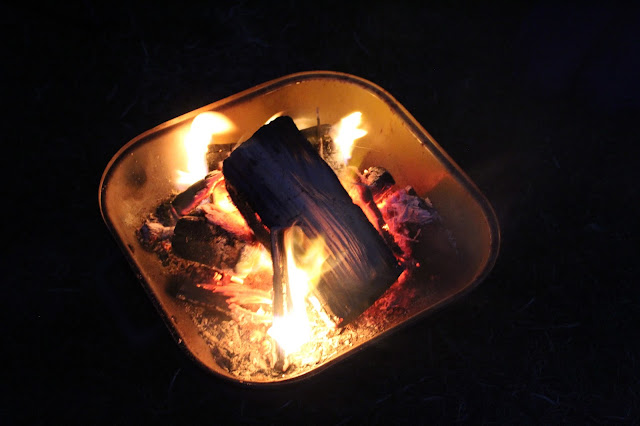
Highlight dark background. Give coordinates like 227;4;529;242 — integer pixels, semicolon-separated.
5;1;639;424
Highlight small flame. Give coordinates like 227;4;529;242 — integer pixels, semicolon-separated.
268;227;328;354
331;111;367;165
177;112;234;189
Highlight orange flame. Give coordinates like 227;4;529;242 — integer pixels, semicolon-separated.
176;112;234;189
331;111;367;165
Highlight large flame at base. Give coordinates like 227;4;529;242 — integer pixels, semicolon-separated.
267;227;329;355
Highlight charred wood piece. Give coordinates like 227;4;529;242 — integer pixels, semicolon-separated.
138;221;174;249
171;170;221;217
380;186;457;273
176;282;233;315
378;186;438;251
223;116;403;325
154;201;179;227
177;281;271;311
300;123;346;170
300;124;333;155
206;142;236;171
363;166;396;201
198;180;255;241
172;215;260;274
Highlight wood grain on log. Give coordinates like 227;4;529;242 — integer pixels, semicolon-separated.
223;116;403;324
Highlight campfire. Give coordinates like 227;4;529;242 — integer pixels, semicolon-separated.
100;72;500;384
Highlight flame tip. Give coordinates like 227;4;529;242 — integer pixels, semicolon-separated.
332;111;367;165
176;112;235;189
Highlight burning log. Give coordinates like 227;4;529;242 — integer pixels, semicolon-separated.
342;169;403;259
222;116;403;325
176;282;233;315
171;170;221;216
177;281;272;316
146;170;222;230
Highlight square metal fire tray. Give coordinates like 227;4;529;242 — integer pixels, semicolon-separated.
99;71;500;385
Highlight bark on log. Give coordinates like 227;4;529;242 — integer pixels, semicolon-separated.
222;116;403;325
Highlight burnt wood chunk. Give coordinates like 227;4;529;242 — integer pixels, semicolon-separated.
206;142;236;171
172;215;253;272
171;171;221;216
138;221;173;248
222;116;403;324
363;166;395;200
300;123;334;157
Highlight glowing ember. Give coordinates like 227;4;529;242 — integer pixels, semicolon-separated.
234;245;273;279
177;112;234;189
268;227;330;354
200;176;254;240
211;179;238;214
331;111;367;165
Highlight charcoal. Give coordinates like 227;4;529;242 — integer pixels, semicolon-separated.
172;215;254;272
363;166;395;200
